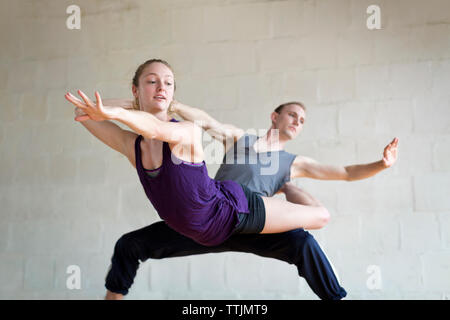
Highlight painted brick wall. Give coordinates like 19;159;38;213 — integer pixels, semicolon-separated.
0;0;449;299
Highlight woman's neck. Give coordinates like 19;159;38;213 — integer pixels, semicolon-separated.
153;111;171;122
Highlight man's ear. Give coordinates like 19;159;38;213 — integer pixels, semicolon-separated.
270;111;278;125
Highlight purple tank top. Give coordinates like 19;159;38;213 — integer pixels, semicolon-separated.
135;134;249;246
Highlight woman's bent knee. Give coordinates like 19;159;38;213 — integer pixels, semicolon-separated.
309;207;330;230
322;207;331;227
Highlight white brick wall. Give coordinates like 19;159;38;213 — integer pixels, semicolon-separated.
1;0;449;300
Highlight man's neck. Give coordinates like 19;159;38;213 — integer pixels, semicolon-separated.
255;127;289;152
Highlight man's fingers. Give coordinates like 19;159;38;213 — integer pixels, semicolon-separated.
391;137;399;147
75;114;91;122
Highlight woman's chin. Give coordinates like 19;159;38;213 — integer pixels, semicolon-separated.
145;102;168;113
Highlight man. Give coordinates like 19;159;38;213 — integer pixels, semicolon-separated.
102;98;398;300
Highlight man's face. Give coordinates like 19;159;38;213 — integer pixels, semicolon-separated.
272;104;306;140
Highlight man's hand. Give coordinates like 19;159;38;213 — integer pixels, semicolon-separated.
382;137;399;168
74;106;89;121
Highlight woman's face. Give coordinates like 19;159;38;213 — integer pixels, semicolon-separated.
134;62;175;114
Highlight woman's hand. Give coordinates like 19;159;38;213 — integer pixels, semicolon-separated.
382;137;399;168
65;90;122;122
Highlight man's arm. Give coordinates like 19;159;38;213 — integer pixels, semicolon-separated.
291;138;399;181
170;101;245;149
102;99;134;109
277;182;330;228
278;182;323;207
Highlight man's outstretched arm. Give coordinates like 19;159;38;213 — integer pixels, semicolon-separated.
169;100;245;148
102;99;134;109
291;138;399;181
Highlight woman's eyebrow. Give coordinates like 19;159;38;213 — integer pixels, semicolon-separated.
143;72;173;78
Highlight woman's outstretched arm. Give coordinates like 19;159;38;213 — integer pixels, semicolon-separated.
101;98;244;148
116;108;198;145
63;90;137;166
71;106;137;165
65;90;198;146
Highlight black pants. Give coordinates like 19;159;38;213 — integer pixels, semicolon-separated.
105;221;347;300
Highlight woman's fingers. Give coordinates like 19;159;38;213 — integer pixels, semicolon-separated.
65;92;88;109
95;91;103;107
78;90;95;107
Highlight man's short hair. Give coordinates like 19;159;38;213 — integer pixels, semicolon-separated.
274;101;306;114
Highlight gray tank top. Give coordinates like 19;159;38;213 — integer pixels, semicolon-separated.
214;134;297;197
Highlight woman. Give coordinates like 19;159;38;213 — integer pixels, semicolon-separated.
65;59;330;247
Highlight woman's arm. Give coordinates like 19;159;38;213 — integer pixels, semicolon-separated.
114;108;197;145
73;107;137;166
97;98;243;147
66;90;197;146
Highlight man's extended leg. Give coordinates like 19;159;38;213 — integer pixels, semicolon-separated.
105;221;346;299
225;229;346;300
104;221;233;297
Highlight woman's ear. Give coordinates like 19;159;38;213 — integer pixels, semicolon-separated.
132;84;138;98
